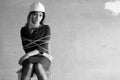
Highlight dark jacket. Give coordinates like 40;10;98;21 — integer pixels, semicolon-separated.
20;25;51;54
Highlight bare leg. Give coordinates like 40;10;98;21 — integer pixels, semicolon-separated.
20;63;34;80
34;63;48;80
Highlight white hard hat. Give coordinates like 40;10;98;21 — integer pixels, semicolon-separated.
30;1;45;12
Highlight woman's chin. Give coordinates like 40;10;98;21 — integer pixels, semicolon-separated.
34;23;40;27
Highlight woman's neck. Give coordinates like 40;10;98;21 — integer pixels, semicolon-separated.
29;23;42;29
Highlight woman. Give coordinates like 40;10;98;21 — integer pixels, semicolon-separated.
18;1;53;80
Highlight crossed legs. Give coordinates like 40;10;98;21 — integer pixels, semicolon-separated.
20;63;48;80
35;63;48;80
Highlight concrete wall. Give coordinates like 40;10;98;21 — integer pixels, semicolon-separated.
1;0;120;80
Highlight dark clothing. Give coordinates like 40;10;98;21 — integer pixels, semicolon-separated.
20;25;51;54
20;25;51;77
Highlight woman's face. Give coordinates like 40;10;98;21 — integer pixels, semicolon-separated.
31;11;43;26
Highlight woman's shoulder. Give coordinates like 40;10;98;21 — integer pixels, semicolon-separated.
20;26;28;34
43;25;50;28
40;25;50;31
43;25;51;34
21;25;28;30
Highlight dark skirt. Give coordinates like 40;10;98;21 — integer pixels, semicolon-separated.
22;55;51;77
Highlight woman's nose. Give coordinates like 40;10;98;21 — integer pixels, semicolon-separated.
36;15;38;19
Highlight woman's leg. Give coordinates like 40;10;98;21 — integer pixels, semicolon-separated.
34;63;48;80
20;63;34;80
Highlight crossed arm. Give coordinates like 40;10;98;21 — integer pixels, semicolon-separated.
19;49;40;65
19;27;53;65
19;49;53;65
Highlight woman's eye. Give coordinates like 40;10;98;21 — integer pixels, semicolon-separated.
39;14;42;17
33;14;37;17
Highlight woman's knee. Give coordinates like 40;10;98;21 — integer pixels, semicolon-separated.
34;63;48;80
27;63;34;70
23;63;34;73
35;63;43;70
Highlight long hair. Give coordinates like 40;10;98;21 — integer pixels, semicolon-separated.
26;11;45;27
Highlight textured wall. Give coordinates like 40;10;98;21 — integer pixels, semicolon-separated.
1;0;120;80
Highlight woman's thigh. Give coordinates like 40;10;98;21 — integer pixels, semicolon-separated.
21;63;34;80
38;57;51;70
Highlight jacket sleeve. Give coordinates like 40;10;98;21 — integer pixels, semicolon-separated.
20;27;37;53
37;25;51;54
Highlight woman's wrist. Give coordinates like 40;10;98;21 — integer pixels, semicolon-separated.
27;49;39;57
43;53;54;62
26;54;30;58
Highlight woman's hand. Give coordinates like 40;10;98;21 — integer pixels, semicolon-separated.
27;49;40;57
19;54;29;65
18;50;40;65
43;53;54;62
